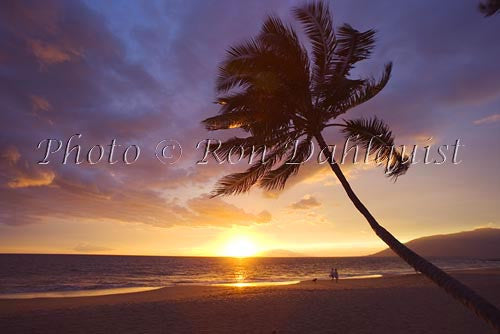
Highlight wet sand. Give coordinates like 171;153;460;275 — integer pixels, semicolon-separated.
1;268;499;333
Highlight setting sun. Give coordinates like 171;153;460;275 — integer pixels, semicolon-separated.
223;237;258;257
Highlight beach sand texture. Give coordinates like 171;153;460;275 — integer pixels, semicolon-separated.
1;269;499;333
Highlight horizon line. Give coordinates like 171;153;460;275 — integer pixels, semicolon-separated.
0;252;381;258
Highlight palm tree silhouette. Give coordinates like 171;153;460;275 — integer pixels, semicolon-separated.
202;1;500;329
479;0;499;16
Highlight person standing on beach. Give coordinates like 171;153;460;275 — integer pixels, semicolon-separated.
330;268;335;281
334;268;339;283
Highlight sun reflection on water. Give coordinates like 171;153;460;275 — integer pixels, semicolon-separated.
216;281;300;288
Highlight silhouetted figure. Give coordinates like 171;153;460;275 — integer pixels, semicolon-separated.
333;268;339;283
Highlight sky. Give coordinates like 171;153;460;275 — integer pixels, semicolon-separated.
0;0;499;257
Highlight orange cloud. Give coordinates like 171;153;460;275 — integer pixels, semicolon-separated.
290;195;321;210
1;146;55;189
7;170;55;189
28;39;81;66
262;190;279;199
30;95;52;112
474;114;500;125
73;243;113;253
187;194;271;226
2;146;21;165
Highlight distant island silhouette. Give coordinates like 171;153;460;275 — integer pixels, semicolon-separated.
372;228;500;258
258;249;304;257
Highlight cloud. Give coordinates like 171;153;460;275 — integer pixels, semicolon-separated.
0;146;268;227
0;0;216;227
0;0;499;233
290;195;322;210
0;175;269;228
473;222;500;229
28;39;82;67
1;146;55;189
474;114;500;125
2;146;21;165
186;194;271;226
74;243;113;253
30;95;52;112
7;170;55;189
262;190;279;199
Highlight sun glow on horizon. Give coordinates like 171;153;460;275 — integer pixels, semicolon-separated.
222;236;258;257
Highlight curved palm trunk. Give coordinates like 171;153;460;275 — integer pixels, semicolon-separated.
314;132;500;331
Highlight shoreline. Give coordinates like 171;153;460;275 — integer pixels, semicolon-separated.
1;267;498;300
0;287;163;300
0;275;383;300
1;268;499;333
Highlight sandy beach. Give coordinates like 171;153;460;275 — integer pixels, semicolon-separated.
0;268;499;333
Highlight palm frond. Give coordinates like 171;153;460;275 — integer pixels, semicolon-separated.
202;110;257;130
342;117;393;152
216;38;271;93
215;136;258;161
213;22;312;138
479;0;499;16
260;138;313;190
216;69;253;93
258;15;312;108
333;62;392;117
333;24;375;77
210;140;298;197
259;15;310;81
210;162;270;197
385;149;410;180
205;88;295;137
215;131;302;161
293;1;336;89
319;77;365;119
341;117;409;179
215;91;253;115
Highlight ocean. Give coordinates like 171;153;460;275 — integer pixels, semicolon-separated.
1;254;499;298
